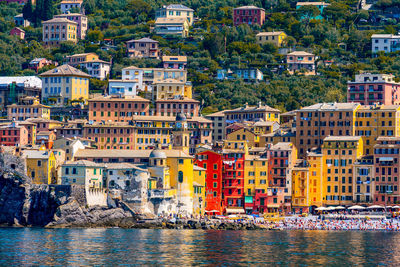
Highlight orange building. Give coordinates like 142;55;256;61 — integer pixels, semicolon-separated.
155;97;200;117
88;96;150;122
0;122;29;147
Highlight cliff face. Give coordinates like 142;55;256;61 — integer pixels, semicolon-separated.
0;166;133;227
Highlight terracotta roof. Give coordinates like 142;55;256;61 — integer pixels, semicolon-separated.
155;97;199;103
287;51;314;56
39;64;90;78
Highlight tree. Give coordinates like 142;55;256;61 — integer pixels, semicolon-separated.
87;29;104;42
297;5;320;21
22;0;34;22
83;0;96;14
42;0;54;21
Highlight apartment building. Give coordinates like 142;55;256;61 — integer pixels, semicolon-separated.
371;34;400;53
224;103;280;126
60;0;83;13
286;51;316;75
54;13;87;39
153;79;192;100
162;56;187;69
0;122;28;147
155;4;194;26
66;53;99;66
256;31;287;47
126;38;159;58
205;110;226;143
295;102;360;157
7;99;50;121
42;18;77;46
347;73;400;105
353;156;374;204
154;18;189;38
233;6;265;26
155;97;200;117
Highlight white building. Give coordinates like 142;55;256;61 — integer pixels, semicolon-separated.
108;66;144;97
371;34;400;53
60;0;83;14
80;60;111;80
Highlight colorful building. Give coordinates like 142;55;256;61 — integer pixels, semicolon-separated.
348;73;400;105
23;149;57;184
61;160;104;188
353;156;374;204
322;136;363;206
60;0;83;13
40;64;90;106
193;165;206;215
162;56;187;69
66;53;99;66
154;18;190;38
296;2;330;20
153;79;192;100
10;27;25;39
194;150;223;215
286;51;316;75
291;159;310;213
155;97;200;117
54;13;87;39
42;18;77;46
256;31;287;47
155;4;194;26
7;98;50;121
233;6;265;27
306;150;324;208
244;154;268;214
0;122;28;147
126;38;160;58
224;103;280;126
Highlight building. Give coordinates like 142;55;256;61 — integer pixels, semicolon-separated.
0;122;28;147
286;51;316;75
10;27;25;39
53;137;86;161
108;66;144;97
296;2;330;20
40;64;90;106
0;76;42;110
260;129;296;147
205;110;226;143
7;98;50;121
224;103;280;126
155;97;200;117
162;56;187;69
291;159;310;213
306;149;324;208
23;149;57;184
154;18;189;38
42;18;78;46
373;137;400;205
153;79;192;100
193;165;206;215
353;156;374;204
126;38;159;58
295;102;360;157
256;31;287;47
194;150;223;215
217;69;263;81
267;142;297;213
371;34;400;54
60;0;83;13
88;95;150;122
322;136;363;206
79;60;111;80
143;68;187;84
347;73;400;105
26;118;63;132
28;58;56;73
155;4;194;26
18;121;37;146
36;130;56;149
14;14;30;27
66;53;99;66
244;154;269;214
233;6;266;27
61;160;104;187
54;13;87;39
355;105;400;155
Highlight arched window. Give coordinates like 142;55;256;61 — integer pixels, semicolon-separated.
178;171;183;183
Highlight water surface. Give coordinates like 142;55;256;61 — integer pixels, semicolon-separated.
0;228;398;265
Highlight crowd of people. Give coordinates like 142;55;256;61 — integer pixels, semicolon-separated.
268;217;400;231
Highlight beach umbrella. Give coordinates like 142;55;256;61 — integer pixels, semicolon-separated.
315;207;327;211
393;205;400;209
386;206;393;208
348;205;365;210
326;206;336;211
367;205;384;209
335;206;345;209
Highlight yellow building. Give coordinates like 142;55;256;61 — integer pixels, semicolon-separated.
193;165;206;216
154;18;190;38
153;79;192;100
355;105;400;155
23;149;57;184
291;159;310;213
156;4;195;26
256;31;287;47
66;53;99;66
7;98;51;121
322;136;363;206
40;64;91;106
61;160;104;188
306;150;324;207
244;155;268;201
42;17;77;46
226;127;260;148
260;129;296;147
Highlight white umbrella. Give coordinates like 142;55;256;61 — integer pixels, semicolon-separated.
348;205;365;210
386;206;393;208
335;206;345;209
315;207;327;211
326;206;336;211
393;205;400;209
367;205;384;209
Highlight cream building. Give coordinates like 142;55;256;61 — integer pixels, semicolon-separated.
42;18;77;46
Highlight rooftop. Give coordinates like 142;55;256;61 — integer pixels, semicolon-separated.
234;5;265;10
75;148;192;159
127;37;158;43
324;136;362;142
155;17;188;24
256;31;285;36
162;56;187;62
42;17;77;24
269;142;294;151
40;64;91;78
163;4;194;11
22;150;52;159
299;102;360;111
0;76;42;88
225;104;280;113
287;51;315;56
63;160;102;167
155;97;199;103
89;96;150;102
296;2;330;6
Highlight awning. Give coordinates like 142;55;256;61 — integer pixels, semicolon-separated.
225;208;245;214
379;157;394;161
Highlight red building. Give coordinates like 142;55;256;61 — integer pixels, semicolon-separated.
373;137;400;205
222;149;245;214
0;123;29;147
36;131;56;149
194;150;223;215
233;6;265;27
10;27;25;40
348;73;400;105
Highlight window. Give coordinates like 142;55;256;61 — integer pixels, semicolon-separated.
178;171;183;183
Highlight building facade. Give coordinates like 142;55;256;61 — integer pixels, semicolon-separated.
42;18;77;46
233;6;266;27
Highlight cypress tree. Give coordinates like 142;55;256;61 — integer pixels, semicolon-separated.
43;0;54;21
22;0;34;22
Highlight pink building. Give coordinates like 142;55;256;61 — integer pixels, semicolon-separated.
29;58;56;72
54;13;87;39
373;137;400;205
155;97;199;117
10;27;25;40
233;6;265;27
348;73;400;105
0;123;28;147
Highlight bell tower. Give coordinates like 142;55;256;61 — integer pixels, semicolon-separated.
172;112;190;154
